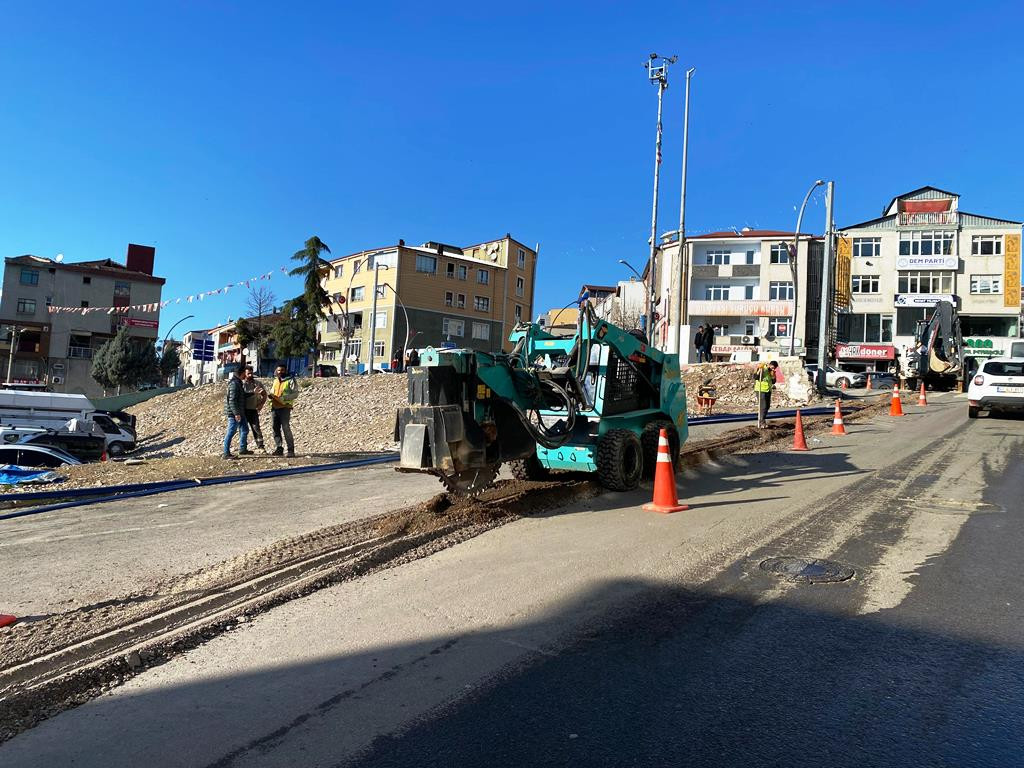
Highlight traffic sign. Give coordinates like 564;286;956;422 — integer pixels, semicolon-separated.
191;339;215;362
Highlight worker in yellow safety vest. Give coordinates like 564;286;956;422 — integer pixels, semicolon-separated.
754;360;779;429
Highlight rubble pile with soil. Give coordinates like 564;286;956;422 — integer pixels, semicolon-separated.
128;374;408;458
682;362;821;414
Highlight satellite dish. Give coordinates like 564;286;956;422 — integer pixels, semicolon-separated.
55;254;64;262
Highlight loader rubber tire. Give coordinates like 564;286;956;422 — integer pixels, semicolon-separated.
509;453;551;481
596;429;643;491
641;420;680;479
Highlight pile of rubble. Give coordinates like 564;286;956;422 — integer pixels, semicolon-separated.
128;375;408;458
682;361;820;414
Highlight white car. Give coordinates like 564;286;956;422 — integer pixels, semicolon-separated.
804;364;867;389
967;357;1024;419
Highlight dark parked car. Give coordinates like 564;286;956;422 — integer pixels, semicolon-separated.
866;371;898;389
21;432;106;462
310;364;339;378
0;444;82;468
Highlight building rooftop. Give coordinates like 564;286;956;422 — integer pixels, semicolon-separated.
689;229;820;240
5;254;166;284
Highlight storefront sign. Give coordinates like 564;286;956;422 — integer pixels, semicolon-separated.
964;338;1005;357
1005;234;1021;308
835;343;895;360
894;294;956;308
711;344;755;354
896;255;957;270
118;317;160;329
687;300;793;317
835;236;852;309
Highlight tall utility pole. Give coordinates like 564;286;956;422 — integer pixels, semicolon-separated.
645;53;676;340
788;179;826;356
367;263;389;375
5;325;22;384
816;181;835;393
672;66;695;355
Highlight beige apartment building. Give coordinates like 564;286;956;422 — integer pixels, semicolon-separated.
838;186;1022;373
0;245;164;397
320;235;537;371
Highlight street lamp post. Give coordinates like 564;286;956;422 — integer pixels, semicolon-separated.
378;281;411;370
618;259;651;331
673;67;696;355
787;179;826;356
645;53;676;339
161;315;195;387
367;263;390;374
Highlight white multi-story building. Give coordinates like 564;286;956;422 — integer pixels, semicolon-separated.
837;186;1022;373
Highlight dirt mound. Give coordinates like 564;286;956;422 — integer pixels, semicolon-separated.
682;362;820;414
128;375;408;457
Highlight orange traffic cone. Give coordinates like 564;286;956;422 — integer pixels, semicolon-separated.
918;382;928;407
890;385;905;417
793;409;809;451
831;399;847;435
643;428;689;514
865;375;873;391
0;614;16;629
840;377;848;390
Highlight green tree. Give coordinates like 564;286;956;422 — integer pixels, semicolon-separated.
159;343;181;384
90;339;116;395
94;327;160;393
288;236;332;374
270;295;316;360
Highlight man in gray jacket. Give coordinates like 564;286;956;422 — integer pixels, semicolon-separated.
223;369;250;459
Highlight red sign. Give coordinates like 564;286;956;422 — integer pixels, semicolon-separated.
118;317;160;329
835;343;895;360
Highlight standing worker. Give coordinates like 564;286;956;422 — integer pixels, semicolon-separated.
701;326;714;363
754;360;779;429
269;363;298;457
694;325;706;362
242;365;267;452
223;368;250;458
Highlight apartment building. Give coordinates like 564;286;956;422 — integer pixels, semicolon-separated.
670;229;824;363
320;235;537;371
838;186;1022;373
0;245;164;397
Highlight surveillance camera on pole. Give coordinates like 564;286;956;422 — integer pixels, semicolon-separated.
644;53;676;343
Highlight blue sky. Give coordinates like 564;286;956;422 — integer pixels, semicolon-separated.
1;1;1022;336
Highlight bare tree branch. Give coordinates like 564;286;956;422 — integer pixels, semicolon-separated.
246;286;277;320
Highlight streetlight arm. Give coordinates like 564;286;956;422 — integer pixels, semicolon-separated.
788;180;825;356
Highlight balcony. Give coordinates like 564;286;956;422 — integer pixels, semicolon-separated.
68;346;93;359
898;211;956;227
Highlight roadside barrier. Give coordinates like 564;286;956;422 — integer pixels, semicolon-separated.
792;409;809;451
918;383;928;407
643;429;688;514
0;613;16;629
831;400;847;435
0;454;400;521
890;386;905;417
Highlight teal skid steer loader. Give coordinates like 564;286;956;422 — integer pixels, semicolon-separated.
395;304;687;494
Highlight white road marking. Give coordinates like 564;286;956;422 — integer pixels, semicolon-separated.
0;520;193;547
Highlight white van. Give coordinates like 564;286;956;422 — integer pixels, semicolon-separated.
0;390;136;455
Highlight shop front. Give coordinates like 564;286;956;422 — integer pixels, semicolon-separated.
834;342;896;373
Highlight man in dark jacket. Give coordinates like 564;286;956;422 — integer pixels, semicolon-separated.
694;325;706;362
223;369;250;459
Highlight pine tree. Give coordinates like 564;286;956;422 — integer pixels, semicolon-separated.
288;236;332;374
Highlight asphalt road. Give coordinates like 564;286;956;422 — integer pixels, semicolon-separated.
3;396;1021;767
352;404;1024;767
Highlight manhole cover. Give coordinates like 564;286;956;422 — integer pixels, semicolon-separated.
759;557;854;584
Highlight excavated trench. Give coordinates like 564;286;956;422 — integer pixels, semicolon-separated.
0;403;880;743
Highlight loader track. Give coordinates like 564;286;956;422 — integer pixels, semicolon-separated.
0;479;599;743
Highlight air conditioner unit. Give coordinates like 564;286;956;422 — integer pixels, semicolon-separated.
51;376;63;384
741;335;759;346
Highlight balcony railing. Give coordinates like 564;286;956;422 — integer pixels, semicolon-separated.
898;211;956;226
68;346;93;359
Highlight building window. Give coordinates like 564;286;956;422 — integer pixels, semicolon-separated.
709;324;729;337
472;322;490;340
705;250;730;265
474;296;491;312
961;316;1019;337
971;235;1003;256
458;265;467;280
477;269;490;285
769;244;790;264
517;248;526;268
375;311;387;328
851;275;880;294
442;317;465;337
896;307;927;336
514;304;523;321
347;338;362;358
768;317;790;338
353;260;362;275
970;275;1003;294
373;341;385;357
704;284;730;301
852;237;881;258
334;265;343;278
897;271;953;294
446;263;456;279
349;311;363;330
350;286;365;302
20;268;39;286
81;301;89;308
899;230;954;256
744;250;756;265
769;281;794;300
744;285;755;300
16;298;36;314
843;313;893;343
415;255;437;274
445;291;454;307
744;319;756;336
457;293;466;308
516;276;525;297
82;276;91;284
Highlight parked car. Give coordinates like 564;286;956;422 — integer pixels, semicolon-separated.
804;365;867;389
0;443;82;468
309;364;339;378
967;357;1024;419
20;431;106;463
865;371;898;389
